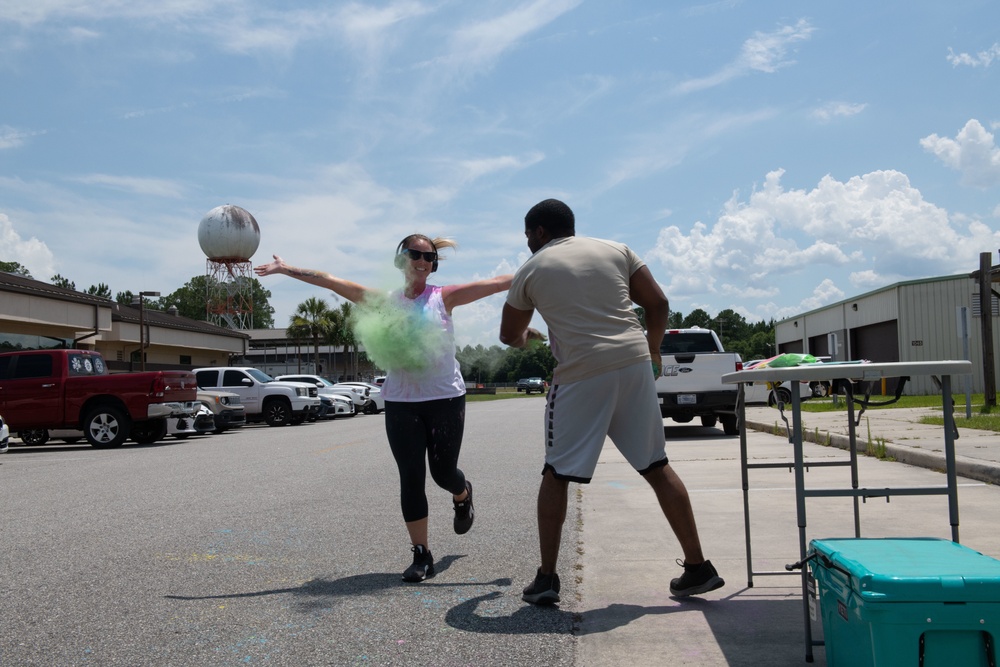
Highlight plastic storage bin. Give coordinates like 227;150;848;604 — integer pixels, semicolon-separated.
809;537;1000;667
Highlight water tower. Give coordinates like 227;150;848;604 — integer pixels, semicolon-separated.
198;204;261;330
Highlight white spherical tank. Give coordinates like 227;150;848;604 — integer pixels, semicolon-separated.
197;205;261;261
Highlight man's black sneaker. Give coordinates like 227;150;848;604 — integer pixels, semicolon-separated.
669;559;724;597
402;545;435;583
522;568;560;605
453;481;475;535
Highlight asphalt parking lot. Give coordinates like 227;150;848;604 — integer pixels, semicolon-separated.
1;404;576;667
3;400;999;666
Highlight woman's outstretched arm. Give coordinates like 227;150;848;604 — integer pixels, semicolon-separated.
442;275;513;312
254;254;374;304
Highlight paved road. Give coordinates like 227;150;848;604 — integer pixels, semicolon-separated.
5;400;1000;666
0;401;575;667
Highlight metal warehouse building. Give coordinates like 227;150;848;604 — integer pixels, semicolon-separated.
774;265;1000;395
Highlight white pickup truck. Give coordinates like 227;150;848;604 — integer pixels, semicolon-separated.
656;327;743;435
193;367;320;427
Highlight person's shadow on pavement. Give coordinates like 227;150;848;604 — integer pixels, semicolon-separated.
165;554;509;610
444;590;691;635
166;554;706;636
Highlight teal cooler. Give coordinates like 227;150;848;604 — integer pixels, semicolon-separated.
809;537;1000;667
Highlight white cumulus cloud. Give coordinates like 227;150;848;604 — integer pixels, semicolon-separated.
646;168;1000;318
921;119;1000;188
0;213;57;280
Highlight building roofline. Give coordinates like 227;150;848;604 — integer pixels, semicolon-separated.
775;272;973;326
0;271;249;340
0;272;114;306
113;304;249;339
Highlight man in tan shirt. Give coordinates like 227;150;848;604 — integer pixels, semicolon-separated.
500;198;724;605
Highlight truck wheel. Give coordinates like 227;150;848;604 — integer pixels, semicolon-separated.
83;405;131;448
131;419;168;444
363;400;378;415
721;414;739;436
263;399;291;427
19;429;50;446
700;416;718;428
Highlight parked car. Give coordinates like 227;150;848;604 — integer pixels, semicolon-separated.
374;376;386;387
197;389;246;433
165;403;216;439
321;394;355;419
311;394;355;420
741;377;813;406
741;358;830;406
0;413;8;454
194;367;320;426
516;377;547;394
275;375;363;416
335;381;384;413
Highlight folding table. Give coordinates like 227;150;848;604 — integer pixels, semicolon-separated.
721;360;973;662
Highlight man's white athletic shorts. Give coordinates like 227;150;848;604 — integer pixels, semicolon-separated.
542;360;668;483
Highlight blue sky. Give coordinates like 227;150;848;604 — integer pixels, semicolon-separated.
2;1;999;347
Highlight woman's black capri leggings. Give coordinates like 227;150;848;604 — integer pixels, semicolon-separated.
384;395;467;523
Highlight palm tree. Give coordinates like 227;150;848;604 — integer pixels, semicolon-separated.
325;301;357;380
287;297;336;373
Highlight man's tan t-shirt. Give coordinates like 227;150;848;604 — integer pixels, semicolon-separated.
506;236;650;384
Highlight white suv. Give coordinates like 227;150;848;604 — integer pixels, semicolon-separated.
194;367;320;427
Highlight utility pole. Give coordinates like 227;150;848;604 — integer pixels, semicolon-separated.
133;291;160;372
979;252;996;408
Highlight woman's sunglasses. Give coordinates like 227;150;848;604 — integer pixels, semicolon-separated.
400;248;437;262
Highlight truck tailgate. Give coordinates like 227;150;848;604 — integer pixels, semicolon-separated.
660;353;741;393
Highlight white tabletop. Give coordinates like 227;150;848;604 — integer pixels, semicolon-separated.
722;360;973;385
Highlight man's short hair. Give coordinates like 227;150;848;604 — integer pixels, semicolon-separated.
525;199;575;237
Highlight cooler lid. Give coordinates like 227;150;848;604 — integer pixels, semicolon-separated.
809;537;1000;603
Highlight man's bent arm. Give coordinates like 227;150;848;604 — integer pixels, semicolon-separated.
629;265;669;367
499;303;535;348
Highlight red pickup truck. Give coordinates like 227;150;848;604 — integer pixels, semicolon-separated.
0;349;198;448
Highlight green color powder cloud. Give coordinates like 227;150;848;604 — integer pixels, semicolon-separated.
351;293;447;372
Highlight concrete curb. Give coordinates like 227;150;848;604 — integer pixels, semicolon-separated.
745;419;1000;487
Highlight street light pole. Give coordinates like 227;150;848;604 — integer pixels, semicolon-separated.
137;291;160;371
